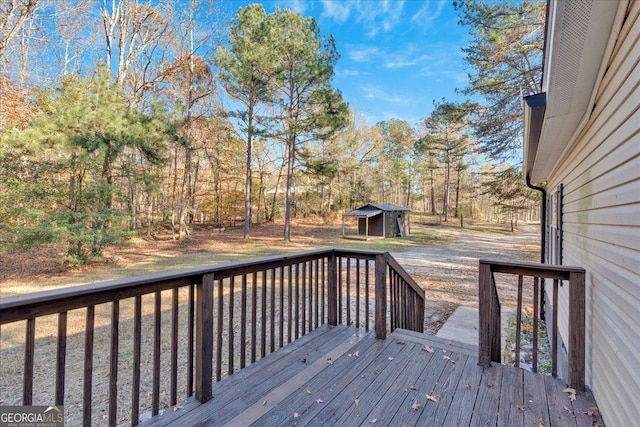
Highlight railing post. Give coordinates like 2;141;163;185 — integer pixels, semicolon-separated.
375;253;387;339
478;260;492;367
568;270;586;391
327;251;338;326
195;273;214;403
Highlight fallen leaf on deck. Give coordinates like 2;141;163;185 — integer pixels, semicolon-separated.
538;417;545;426
316;399;324;404
464;384;472;390
411;400;421;411
354;351;360;357
487;383;495;389
173;405;184;412
584;406;599;417
443;356;456;364
425;394;438;402
563;406;574;416
306;388;312;395
262;400;267;406
354;399;360;406
326;358;333;365
388;357;394;361
422;344;434;353
397;341;406;345
370;418;378;424
301;358;307;364
563;387;577;401
409;385;417;390
294;412;300;419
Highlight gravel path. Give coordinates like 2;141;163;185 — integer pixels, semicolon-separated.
389;224;540;331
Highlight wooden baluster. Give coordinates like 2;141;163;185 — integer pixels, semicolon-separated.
216;279;223;380
229;277;235;375
338;258;343;324
131;296;142;424
279;267;285;349
365;261;370;331
171;289;178;405
271;269;276;352
23;318;35;405
515;275;523;368
152;292;161;415
241;275;248;369
287;265;293;343
552;279;558;377
328;253;337;326
295;265;300;339
251;272;258;363
346;257;351;326
56;312;67;406
315;259;319;329
187;283;194;397
109;301;120;426
308;261;313;331
356;259;361;328
301;262;307;335
84;305;95;426
321;258;326;324
532;277;539;373
261;270;267;357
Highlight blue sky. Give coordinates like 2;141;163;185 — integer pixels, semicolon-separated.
221;0;471;128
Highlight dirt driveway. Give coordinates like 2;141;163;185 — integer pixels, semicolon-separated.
391;224;540;333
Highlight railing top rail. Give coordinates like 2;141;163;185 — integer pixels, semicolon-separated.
0;247;424;324
0;248;338;323
479;259;585;281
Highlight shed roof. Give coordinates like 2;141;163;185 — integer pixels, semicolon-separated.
360;203;409;212
344;209;382;217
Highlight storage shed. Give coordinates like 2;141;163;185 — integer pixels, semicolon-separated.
343;203;410;238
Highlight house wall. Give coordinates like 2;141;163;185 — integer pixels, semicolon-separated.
545;3;639;425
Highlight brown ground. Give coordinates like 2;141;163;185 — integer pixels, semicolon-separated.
0;215;540;425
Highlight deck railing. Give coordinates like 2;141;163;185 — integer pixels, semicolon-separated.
0;248;423;426
478;259;586;390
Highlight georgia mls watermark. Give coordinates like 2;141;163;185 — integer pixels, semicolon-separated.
0;406;63;427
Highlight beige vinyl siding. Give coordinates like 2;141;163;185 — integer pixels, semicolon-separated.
544;2;640;426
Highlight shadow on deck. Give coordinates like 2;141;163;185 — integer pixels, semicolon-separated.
144;325;601;427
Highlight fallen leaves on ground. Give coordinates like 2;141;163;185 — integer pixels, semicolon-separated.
411;400;421;411
354;399;360;406
316;399;324;404
422;344;434;353
425;394;438;402
173;405;184;412
306;388;312;395
563;387;576;401
584;406;599;417
563;405;575;416
370;418;378;424
443;355;455;364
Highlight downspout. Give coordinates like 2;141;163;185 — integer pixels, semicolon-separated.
527;174;547;319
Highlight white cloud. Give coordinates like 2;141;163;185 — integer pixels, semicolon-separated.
411;0;446;26
347;0;406;37
361;84;404;103
320;0;351;23
274;0;308;14
384;53;431;69
346;44;380;62
337;68;365;76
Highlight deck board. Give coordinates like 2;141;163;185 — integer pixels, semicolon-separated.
144;325;604;427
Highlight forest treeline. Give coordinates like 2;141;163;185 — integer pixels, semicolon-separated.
0;0;545;264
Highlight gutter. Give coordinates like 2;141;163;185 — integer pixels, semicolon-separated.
527;173;546;319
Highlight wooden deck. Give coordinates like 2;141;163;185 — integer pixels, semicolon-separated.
144;324;602;427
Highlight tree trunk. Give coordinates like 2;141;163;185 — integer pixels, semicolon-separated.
283;136;294;242
244;109;253;239
443;161;450;222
